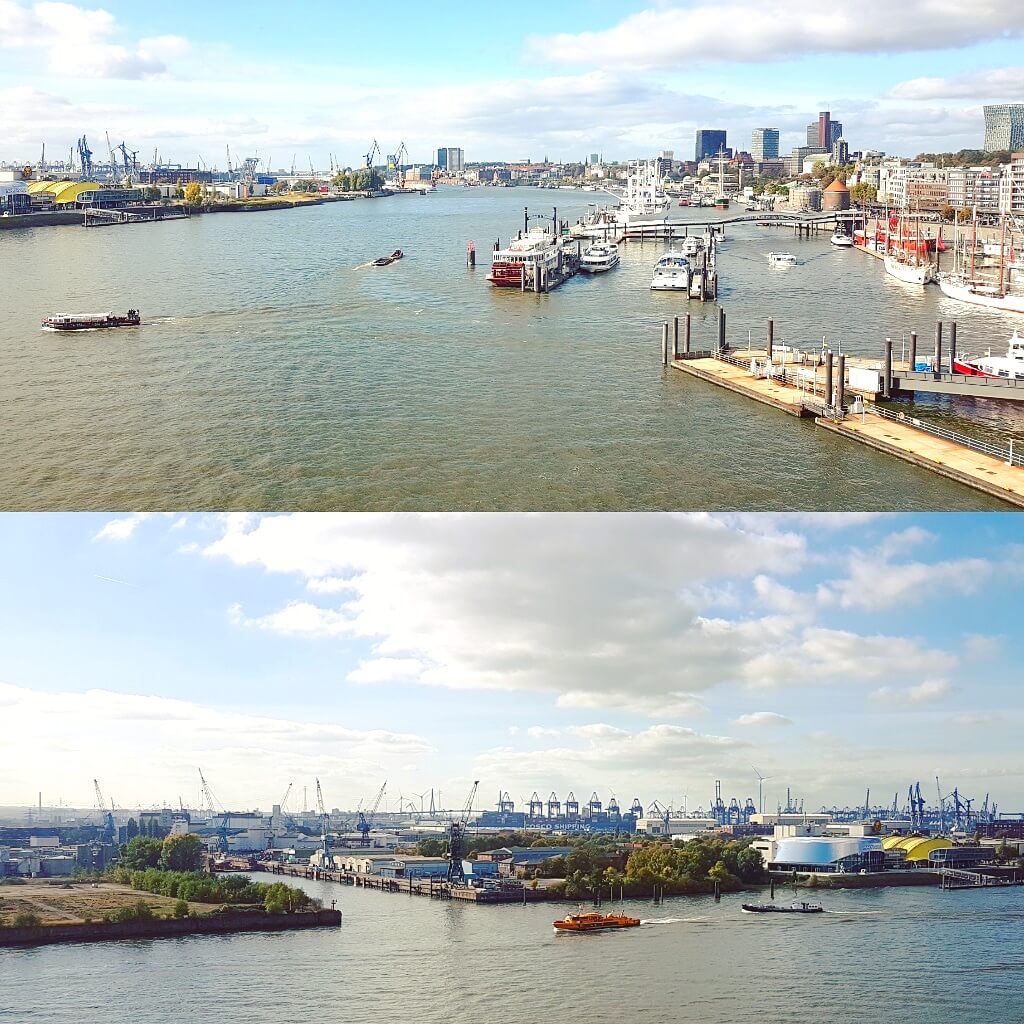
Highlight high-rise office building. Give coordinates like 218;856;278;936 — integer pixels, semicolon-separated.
831;138;849;166
806;111;842;150
695;130;727;161
436;147;465;173
751;128;780;161
983;105;1024;152
828;121;844;148
806;122;820;148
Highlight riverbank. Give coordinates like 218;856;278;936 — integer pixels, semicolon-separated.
0;907;341;947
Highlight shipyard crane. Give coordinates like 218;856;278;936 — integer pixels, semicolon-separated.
355;781;387;845
315;778;330;859
117;142;137;185
198;768;230;853
364;139;381;170
446;781;479;885
389;141;409;186
93;779;116;844
105;131;118;180
279;782;293;812
936;776;947;833
76;135;94;178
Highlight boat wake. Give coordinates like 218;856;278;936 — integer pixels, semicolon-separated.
639;916;705;925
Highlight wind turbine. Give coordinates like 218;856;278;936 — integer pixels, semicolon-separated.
752;766;773;815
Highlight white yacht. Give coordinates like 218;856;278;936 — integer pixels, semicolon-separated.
830;231;854;247
650;251;691;291
884;252;935;285
767;252;798;267
577;159;671;238
681;235;704;257
579;243;620;274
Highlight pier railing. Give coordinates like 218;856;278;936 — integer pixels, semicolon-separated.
867;405;1024;468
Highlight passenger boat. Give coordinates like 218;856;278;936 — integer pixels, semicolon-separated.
830;231;854;247
884;252;935;285
579;243;620;274
951;330;1024;379
650;251;691;291
487;227;562;287
767;252;797;267
41;310;141;331
373;250;404;266
553;911;641;932
741;902;824;914
714;196;729;209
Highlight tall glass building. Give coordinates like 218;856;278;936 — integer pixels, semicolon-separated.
695;130;727;161
751;128;780;160
983;105;1024;152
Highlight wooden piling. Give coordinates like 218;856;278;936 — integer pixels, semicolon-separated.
825;351;834;408
672;316;680;360
884;338;893;399
837;354;846;410
661;323;669;367
909;331;917;371
717;307;726;353
767;319;774;363
949;321;957;372
684;314;691;355
934;321;943;373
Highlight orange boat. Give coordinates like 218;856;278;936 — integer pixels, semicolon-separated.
553;911;641;932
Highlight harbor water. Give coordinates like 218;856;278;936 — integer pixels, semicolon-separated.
3;879;1023;1023
3;188;1022;511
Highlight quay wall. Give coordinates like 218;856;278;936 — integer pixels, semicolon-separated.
0;908;341;948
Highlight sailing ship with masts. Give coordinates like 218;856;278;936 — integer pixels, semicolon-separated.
938;212;1024;314
882;206;937;285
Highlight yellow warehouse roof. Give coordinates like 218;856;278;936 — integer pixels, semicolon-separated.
49;181;100;204
901;837;954;862
27;179;63;194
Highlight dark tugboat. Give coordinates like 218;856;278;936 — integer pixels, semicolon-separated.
372;250;403;266
741;901;824;914
42;309;141;331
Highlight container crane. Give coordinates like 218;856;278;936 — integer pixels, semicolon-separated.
446;781;478;885
356;781;387;845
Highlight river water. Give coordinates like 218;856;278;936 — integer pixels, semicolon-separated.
3;878;1022;1023
3;188;1021;510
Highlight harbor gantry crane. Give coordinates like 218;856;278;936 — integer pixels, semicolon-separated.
93;779;116;845
77;135;93;178
446;781;479;885
356;781;387;845
364;139;381;170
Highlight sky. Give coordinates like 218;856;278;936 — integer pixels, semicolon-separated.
1;512;1022;819
1;1;1023;171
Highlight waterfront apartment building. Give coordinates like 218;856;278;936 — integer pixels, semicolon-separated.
983;105;1024;152
946;165;1008;213
695;130;727;161
436;147;465;173
751;128;779;161
878;161;946;209
1009;152;1024;216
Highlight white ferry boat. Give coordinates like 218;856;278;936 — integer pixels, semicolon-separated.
487;227;562;287
650;252;691;291
577;159;671;238
579;243;620;274
952;331;1024;378
767;252;797;267
830;231;854;247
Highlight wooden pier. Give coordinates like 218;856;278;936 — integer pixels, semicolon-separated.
664;314;1024;509
83;206;190;227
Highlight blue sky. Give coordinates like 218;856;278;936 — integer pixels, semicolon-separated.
2;1;1023;170
1;513;1021;818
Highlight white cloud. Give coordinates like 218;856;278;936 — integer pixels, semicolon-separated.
0;1;186;79
890;67;1024;101
0;682;431;807
752;575;806;616
734;711;792;727
348;658;423;684
871;678;952;705
94;513;151;541
528;2;1024;69
963;633;1003;659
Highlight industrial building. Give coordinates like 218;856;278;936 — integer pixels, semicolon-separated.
767;836;885;873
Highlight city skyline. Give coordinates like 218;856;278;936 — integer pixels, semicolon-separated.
2;513;1022;815
2;1;1024;168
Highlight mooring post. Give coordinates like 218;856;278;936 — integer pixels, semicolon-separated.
684;313;691;355
837;354;846;411
672;316;680;360
909;331;917;372
717;307;726;354
934;321;943;373
884;338;893;398
767;318;774;362
466;241;476;268
949;321;957;372
662;323;669;367
825;351;834;408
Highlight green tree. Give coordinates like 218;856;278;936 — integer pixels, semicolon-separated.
120;836;163;870
173;899;189;919
160;833;203;872
848;182;877;205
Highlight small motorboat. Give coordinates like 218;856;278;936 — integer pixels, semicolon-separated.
741;901;824;914
554;911;641;932
830;231;854;247
767;252;798;267
373;249;404;266
42;310;141;331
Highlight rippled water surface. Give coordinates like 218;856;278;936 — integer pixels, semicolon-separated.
3;879;1023;1023
3;189;1022;510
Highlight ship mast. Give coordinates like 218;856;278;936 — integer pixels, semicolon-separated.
998;215;1007;295
970;209;977;283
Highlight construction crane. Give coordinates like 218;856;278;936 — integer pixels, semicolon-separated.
364;139;381;170
105;131;118;181
388;141;409;186
356;781;387;845
77;135;93;178
446;781;479;885
117;142;137;185
93;780;116;845
279;782;293;812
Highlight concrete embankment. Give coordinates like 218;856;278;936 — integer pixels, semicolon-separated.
0;908;341;948
0;211;81;230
